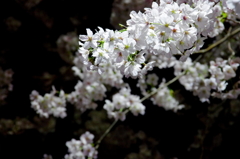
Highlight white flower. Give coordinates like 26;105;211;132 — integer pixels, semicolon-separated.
113;50;125;63
169;24;183;40
128;25;148;50
135;51;145;64
112;94;129;110
65;132;97;159
146;73;159;86
118;37;136;55
130;102;145;116
205;78;217;90
227;89;240;99
154;13;173;33
79;29;99;49
105;98;114;108
104;87;145;120
194;86;211;103
141;61;155;75
218;81;228;91
115;111;127;121
124;61;141;78
154;42;170;54
179;3;196;25
66;139;82;154
195;11;210;29
80;131;94;145
181;27;197;48
151;80;184;111
179;49;194;62
92;48;109;65
223;65;236;80
209;66;225;81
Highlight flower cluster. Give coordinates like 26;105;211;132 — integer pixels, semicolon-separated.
138;73;184;112
73;50;124;88
174;57;240;102
57;32;78;64
66;51;124;112
151;79;184;112
26;0;240;159
42;154;53;159
30;45;125;116
0;68;13;105
78;0;225;78
67;80;106;112
137;73;159;96
65;131;98;159
57;32;79;53
103;86;145;121
30;87;67;118
0;117;34;135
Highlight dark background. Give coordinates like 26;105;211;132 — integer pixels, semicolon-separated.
0;0;240;159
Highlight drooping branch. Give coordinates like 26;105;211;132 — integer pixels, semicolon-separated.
95;119;118;149
94;68;188;150
91;29;240;152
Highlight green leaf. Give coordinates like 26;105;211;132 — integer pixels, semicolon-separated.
119;29;127;33
220;11;228;23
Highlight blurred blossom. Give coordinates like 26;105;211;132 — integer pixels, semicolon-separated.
5;17;21;31
0;68;14;106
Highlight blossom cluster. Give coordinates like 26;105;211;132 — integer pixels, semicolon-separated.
30;87;67;118
137;73;160;95
29;0;240;119
66;79;107;112
65;131;98;159
29;49;125;116
78;0;226;78
174;57;240;102
56;32;78;64
151;81;184;112
138;73;184;111
103;86;145;121
57;32;79;53
27;0;240;158
66;51;124;112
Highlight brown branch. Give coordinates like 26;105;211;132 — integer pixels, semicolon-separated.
194;27;240;54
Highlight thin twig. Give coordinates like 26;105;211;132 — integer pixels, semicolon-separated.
140;70;187;102
227;18;240;24
95;69;189;150
141;54;202;103
94;54;204;150
95;119;118;149
228;42;236;60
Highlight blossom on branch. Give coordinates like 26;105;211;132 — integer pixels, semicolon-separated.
30;87;67;118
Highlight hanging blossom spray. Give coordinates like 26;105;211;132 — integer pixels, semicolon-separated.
33;0;240;158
